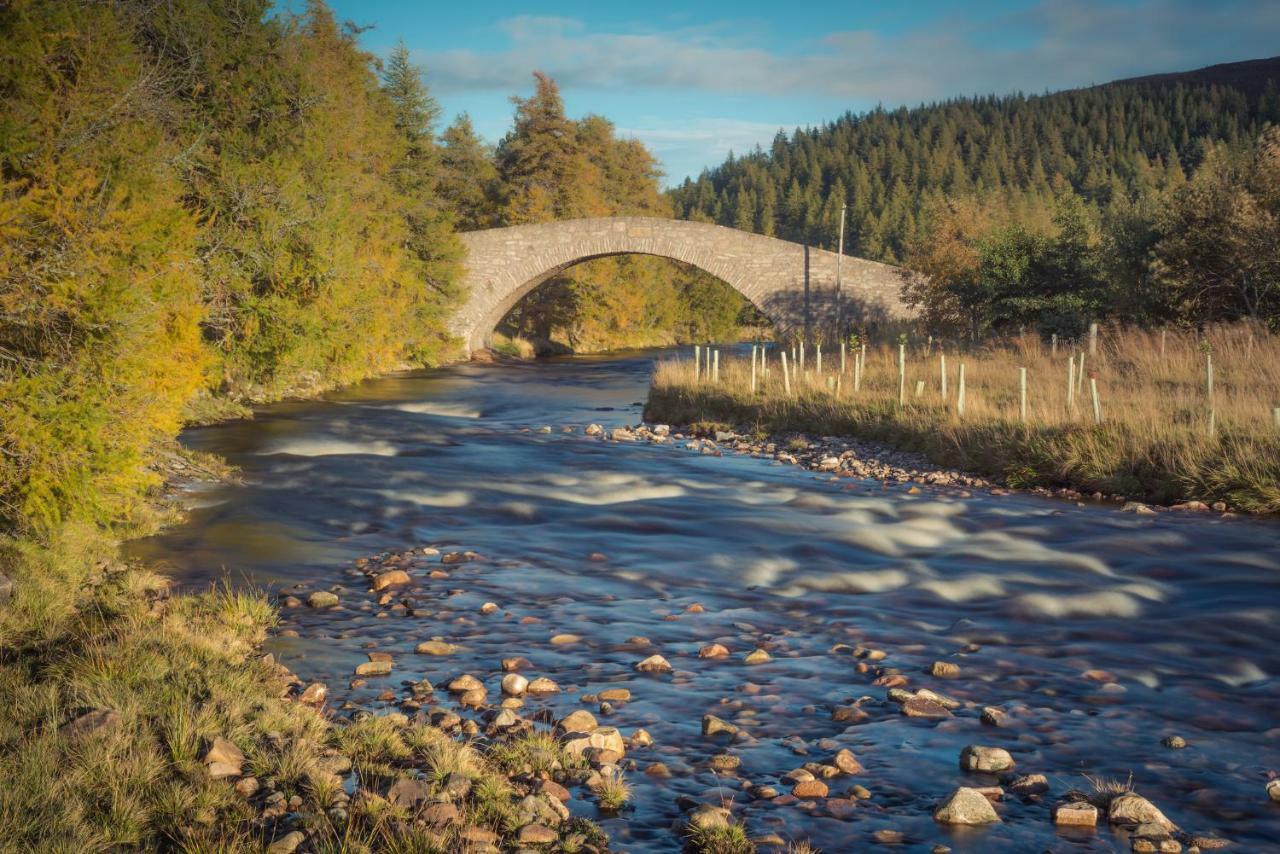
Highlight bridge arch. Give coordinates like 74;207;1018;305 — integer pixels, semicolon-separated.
452;217;913;352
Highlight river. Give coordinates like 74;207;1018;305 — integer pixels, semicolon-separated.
129;347;1280;852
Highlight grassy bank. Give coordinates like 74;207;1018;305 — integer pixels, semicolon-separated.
0;510;612;851
646;325;1280;513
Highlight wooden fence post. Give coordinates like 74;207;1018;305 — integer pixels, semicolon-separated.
693;345;700;381
940;353;948;401
1089;322;1098;356
898;344;906;408
1019;367;1027;423
1090;375;1102;424
781;351;792;397
957;363;966;417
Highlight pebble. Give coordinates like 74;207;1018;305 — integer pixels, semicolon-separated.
598;688;630;702
930;661;960;678
699;643;730;659
479;602;499;614
635;654;673;673
527;676;560;693
306;591;339;608
414;640;455;656
901;697;951;718
959;745;1015;773
1008;773;1048;795
744;648;772;665
447;674;483;692
832;748;863;775
702;715;740;737
501;673;529;696
1161;735;1187;749
371;569;410;590
980;706;1008;727
550;633;581;645
354;660;392;677
558;710;598;733
792;779;829;799
1269;779;1280;803
708;754;741;772
266;831;306;854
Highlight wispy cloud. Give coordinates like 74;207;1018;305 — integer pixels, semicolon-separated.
421;1;1280;102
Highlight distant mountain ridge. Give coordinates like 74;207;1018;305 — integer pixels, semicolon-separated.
1101;55;1280;95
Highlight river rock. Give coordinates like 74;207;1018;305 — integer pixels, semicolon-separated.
204;736;245;778
686;804;732;831
558;710;598;733
386;777;432;807
1108;792;1177;831
518;824;557;845
355;660;392;677
479;601;499;614
550;633;581;645
702;715;739;737
415;640;456;656
960;745;1015;773
501;673;528;696
980;706;1008;727
297;682;327;705
792;779;829;799
930;661;960;678
372;569;410;590
447;674;483;692
564;727;625;759
1054;800;1098;826
699;643;730;659
1008;773;1049;795
933;787;1001;825
598;688;630;702
635;654;672;673
527;676;560;693
306;591;339;608
833;748;864;774
744;648;772;664
502;656;532;671
1161;735;1187;749
708;753;741;772
1268;779;1280;803
585;424;603;436
901;697;952;718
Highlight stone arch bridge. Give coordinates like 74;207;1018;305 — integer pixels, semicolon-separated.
452;216;913;352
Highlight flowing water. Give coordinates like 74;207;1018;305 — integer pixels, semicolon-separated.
130;348;1280;852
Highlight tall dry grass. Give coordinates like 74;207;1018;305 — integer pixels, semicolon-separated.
647;324;1280;512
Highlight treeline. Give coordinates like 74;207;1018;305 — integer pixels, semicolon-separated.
1;0;464;537
671;78;1280;262
906;129;1280;338
671;73;1280;336
445;73;759;351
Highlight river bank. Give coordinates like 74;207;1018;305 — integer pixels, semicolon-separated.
644;328;1280;515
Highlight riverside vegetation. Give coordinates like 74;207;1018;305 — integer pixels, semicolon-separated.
646;324;1280;514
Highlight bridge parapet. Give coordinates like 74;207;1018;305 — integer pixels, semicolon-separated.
453;217;913;351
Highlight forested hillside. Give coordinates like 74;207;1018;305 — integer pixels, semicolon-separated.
671;62;1280;335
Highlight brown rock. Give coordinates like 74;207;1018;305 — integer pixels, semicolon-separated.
415;640;456;656
297;682;327;705
833;748;864;774
355;660;392;677
634;654;672;673
59;708;121;740
598;688;631;702
372;569;410;590
558;710;598;733
930;661;961;678
518;823;558;844
702;715;740;737
1108;792;1176;832
527;676;559;693
699;643;730;659
959;745;1015;773
204;736;245;778
792;780;829;799
1054;801;1098;827
421;802;460;826
901;697;951;718
447;674;483;692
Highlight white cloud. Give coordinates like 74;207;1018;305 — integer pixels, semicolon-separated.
420;0;1280;102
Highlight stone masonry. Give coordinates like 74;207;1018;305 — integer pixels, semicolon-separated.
453;217;914;351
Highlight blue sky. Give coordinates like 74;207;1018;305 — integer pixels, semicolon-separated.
324;0;1280;185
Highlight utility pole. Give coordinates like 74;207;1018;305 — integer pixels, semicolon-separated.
835;202;847;339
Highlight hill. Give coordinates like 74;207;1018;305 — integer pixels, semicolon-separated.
669;56;1280;264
